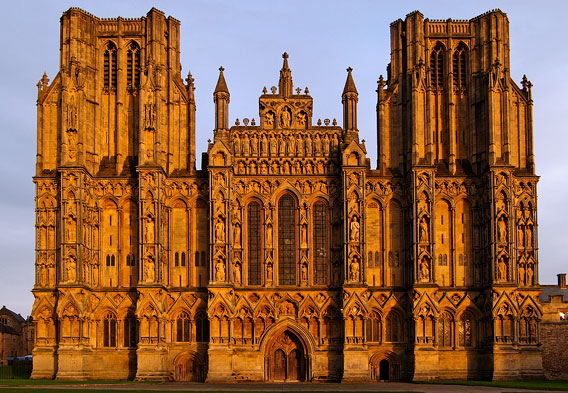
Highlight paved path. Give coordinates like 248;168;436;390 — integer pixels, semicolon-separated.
2;382;557;393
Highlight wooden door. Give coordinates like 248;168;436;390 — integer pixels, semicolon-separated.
273;349;286;381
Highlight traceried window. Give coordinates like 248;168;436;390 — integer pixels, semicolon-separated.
278;194;297;286
430;42;444;89
459;312;474;347
126;41;140;89
366;312;381;342
453;43;467;88
195;312;209;342
386;312;401;342
103;312;117;347
123;315;137;347
176;312;191;342
248;201;262;285
103;41;117;90
313;201;329;284
438;312;454;347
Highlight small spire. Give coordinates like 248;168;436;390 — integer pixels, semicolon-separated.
343;67;358;95
278;52;293;96
214;66;229;94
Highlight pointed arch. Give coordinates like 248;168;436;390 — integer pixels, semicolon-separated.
278;193;298;286
126;40;140;88
103;41;117;90
453;42;468;88
430;41;445;89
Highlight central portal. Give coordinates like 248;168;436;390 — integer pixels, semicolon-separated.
268;330;306;381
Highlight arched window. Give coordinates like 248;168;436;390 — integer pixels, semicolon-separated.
176;312;191;342
368;252;373;268
194;252;199;267
200;251;206;267
453;43;467;88
438;312;454;347
366;312;381;342
103;312;117;347
106;255;111;266
278;194;297;286
103;42;117;90
313;201;329;284
248;201;262;285
123;315;137;347
195;312;209;342
175;252;179;267
374;251;380;268
386;312;401;342
181;252;186;267
430;43;444;89
126;41;140;89
111;254;115;266
459;312;475;347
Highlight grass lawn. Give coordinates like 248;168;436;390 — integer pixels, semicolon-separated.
0;379;148;386
426;379;568;391
0;390;419;393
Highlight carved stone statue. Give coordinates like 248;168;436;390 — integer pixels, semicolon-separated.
215;218;225;243
349;256;360;281
305;135;313;156
323;134;330;155
526;225;532;247
233;262;241;284
517;225;524;247
296;135;303;156
278;135;286;156
498;257;507;281
264;111;274;128
420;259;429;281
269;135;277;156
527;264;534;285
301;263;308;282
144;215;155;243
251;134;258;155
419;217;429;242
145;255;155;282
266;223;273;248
233;134;241;155
266;262;273;283
498;216;507;243
233;223;241;247
242;134;250;156
261;134;268;156
66;256;76;282
350;215;360;242
518;264;526;285
280;108;291;128
301;223;308;248
215;258;226;282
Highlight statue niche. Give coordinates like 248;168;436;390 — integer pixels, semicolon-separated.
280;107;292;128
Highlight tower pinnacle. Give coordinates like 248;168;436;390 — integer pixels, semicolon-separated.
278;52;293;97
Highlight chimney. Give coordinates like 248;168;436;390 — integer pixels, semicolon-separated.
558;273;567;288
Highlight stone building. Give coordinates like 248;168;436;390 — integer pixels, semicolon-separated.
31;7;543;381
539;274;568;380
0;306;34;361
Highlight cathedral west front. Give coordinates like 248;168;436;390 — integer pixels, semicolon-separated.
31;7;544;382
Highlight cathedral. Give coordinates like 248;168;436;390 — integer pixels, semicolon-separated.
31;7;543;382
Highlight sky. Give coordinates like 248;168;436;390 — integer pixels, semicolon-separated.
0;0;566;317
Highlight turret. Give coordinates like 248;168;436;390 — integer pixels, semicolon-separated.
342;67;358;142
278;52;293;97
214;66;230;138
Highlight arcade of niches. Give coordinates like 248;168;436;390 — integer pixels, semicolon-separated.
31;7;544;382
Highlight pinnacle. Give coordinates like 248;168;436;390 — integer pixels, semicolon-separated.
278;52;293;96
343;66;358;95
214;66;229;94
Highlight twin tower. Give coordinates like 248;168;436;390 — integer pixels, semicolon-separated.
31;7;542;382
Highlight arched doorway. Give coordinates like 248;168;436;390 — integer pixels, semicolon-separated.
174;352;204;382
268;330;306;381
379;359;390;380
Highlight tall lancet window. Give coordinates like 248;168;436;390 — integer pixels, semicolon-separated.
126;41;140;89
313;201;329;284
278;194;297;286
103;41;118;90
453;43;467;88
247;201;262;285
430;42;445;89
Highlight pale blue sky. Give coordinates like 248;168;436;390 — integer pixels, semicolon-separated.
1;1;566;316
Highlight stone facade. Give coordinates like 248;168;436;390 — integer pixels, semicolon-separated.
539;274;568;380
31;7;544;382
0;306;34;361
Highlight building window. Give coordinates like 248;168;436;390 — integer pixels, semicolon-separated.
195;312;209;342
438;312;453;347
181;252;186;267
123;315;137;347
201;251;206;267
453;43;467;88
278;194;297;286
126;41;140;89
459;312;474;347
175;252;179;267
103;41;117;90
176;312;190;342
313;201;329;284
366;312;381;342
103;313;117;347
248;201;262;285
386;312;401;342
430;43;444;89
